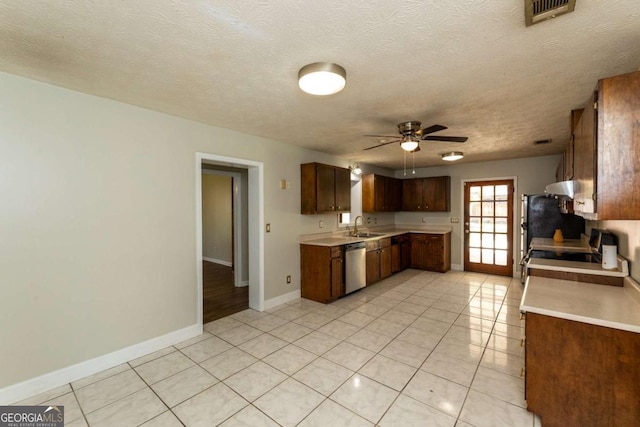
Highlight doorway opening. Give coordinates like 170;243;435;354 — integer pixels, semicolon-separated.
196;153;264;329
463;178;515;276
201;170;246;323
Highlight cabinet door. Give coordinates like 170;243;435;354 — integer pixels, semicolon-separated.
400;241;411;270
374;175;386;212
410;235;427;269
334;167;351;212
573;92;597;214
423;177;450;211
385;177;402;211
424;235;444;271
330;256;344;299
402;179;422;211
366;250;380;285
391;244;400;273
380;246;392;279
316;164;336;213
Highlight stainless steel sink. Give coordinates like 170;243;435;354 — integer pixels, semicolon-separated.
351;232;385;238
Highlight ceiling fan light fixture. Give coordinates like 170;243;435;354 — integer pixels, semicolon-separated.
350;163;362;175
400;139;419;152
442;151;464;161
298;62;346;95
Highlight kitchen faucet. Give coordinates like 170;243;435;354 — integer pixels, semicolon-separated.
354;215;363;236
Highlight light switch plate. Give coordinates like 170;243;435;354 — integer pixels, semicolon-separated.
451;217;460;223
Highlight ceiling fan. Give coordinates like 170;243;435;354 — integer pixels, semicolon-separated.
364;121;468;152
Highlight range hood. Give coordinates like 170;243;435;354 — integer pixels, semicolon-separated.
545;180;574;199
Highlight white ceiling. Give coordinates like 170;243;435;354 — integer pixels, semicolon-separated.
1;1;639;168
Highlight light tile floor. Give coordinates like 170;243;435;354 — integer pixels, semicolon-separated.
14;269;544;426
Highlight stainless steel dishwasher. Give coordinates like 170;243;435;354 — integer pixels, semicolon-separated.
345;242;366;294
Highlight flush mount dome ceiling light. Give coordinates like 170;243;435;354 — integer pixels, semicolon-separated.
298;62;346;95
442;151;464;161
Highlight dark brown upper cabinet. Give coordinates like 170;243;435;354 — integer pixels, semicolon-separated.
362;174;402;212
301;163;351;214
572;70;640;220
401;176;451;212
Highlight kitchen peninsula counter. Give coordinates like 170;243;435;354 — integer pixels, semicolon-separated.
521;275;640;333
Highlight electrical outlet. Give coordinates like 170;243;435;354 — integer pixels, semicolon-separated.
366;217;371;224
286;275;291;284
266;223;271;232
319;220;324;228
374;217;377;224
451;217;460;223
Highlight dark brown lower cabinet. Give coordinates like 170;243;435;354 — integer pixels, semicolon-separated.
366;238;392;286
410;233;451;272
300;244;344;303
525;312;640;427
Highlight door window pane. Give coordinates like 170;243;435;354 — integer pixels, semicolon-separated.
495;218;508;233
470;202;481;216
470;248;481;263
469;217;481;232
482;186;494;201
482;202;494;216
495;250;508;266
495;185;508;200
482;249;494;264
482;233;494;248
470;233;481;247
495;201;508;217
470;186;481;201
495;234;508;250
482;218;494;232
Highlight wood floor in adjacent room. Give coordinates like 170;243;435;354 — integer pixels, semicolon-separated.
203;260;248;323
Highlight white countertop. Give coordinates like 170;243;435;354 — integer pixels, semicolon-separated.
529;237;593;253
520;276;640;333
526;256;629;277
300;227;452;247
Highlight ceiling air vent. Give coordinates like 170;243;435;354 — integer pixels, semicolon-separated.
525;0;576;26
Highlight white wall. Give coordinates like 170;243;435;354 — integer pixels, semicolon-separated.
202;174;232;264
588;220;640;282
394;155;561;270
0;71;349;391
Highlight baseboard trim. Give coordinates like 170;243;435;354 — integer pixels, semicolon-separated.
202;257;232;267
236;280;249;288
0;323;201;405
451;263;463;271
263;289;301;310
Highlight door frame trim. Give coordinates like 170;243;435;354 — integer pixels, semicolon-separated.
460;176;518;277
196;153;264;328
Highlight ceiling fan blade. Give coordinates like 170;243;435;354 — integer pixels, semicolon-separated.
418;124;447;137
423;136;468;143
363;139;401;150
363;134;400;138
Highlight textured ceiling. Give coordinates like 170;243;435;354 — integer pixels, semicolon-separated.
1;1;639;168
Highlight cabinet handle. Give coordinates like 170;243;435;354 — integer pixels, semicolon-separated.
520;338;525;347
520;367;525;378
520;313;526;320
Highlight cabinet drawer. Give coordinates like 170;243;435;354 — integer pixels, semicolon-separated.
330;246;343;258
378;237;391;248
366;240;379;251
